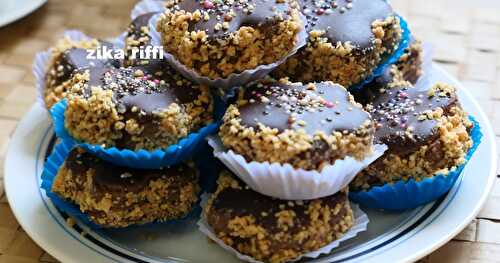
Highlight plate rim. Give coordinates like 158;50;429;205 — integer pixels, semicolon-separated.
4;64;497;263
4;106;116;263
0;0;47;28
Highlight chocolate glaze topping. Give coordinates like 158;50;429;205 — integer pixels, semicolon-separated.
210;174;347;232
369;86;457;155
51;41;119;86
300;0;394;50
173;0;295;39
65;148;196;193
84;66;112;88
238;80;370;135
79;60;200;114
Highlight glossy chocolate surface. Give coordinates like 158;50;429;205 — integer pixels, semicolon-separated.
301;0;393;50
52;41;119;86
210;173;347;231
79;60;200;114
369;86;457;155
65;148;196;193
173;0;294;39
238;80;370;134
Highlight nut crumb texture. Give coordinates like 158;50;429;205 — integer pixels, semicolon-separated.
273;0;402;87
51;148;200;228
219;78;374;170
44;37;119;109
157;0;304;79
351;83;473;190
204;170;354;263
64;60;214;151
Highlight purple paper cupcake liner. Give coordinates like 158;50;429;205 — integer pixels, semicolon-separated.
148;12;309;93
350;116;483;211
50;99;220;169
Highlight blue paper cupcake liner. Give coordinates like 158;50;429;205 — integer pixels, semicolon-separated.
50;99;221;169
348;15;411;92
41;140;219;229
350;116;483;211
192;142;223;194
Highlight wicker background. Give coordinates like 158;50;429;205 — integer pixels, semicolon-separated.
0;0;499;262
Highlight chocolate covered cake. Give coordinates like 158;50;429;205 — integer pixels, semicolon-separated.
156;0;304;78
204;169;353;263
52;147;200;227
44;37;119;108
65;60;213;150
219;78;374;170
273;0;402;86
351;83;473;190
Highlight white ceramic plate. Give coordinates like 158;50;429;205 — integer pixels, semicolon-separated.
4;64;497;263
0;0;47;28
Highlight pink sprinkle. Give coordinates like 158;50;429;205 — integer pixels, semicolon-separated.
399;92;408;98
203;1;214;9
154;79;160;84
400;123;407;128
142;76;149;80
324;101;334;108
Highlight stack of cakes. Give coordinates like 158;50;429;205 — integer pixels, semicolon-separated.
40;19;217;227
35;0;481;262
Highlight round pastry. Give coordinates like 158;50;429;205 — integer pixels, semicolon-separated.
51;147;200;228
351;83;473;190
273;0;402;87
204;169;354;263
44;37;119;108
124;12;159;66
65;60;213;150
156;0;304;79
219;78;374;170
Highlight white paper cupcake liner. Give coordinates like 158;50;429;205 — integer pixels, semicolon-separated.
148;13;309;92
34;30;92;109
33;51;51;108
208;136;387;200
197;193;369;263
131;0;165;20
